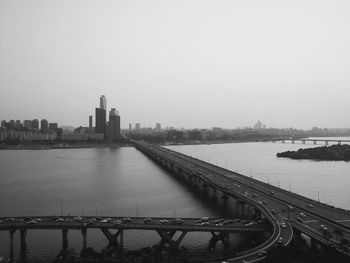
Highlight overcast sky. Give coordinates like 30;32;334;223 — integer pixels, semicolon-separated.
0;0;349;130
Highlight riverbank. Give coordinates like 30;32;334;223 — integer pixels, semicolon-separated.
0;138;279;150
0;142;133;150
276;144;350;161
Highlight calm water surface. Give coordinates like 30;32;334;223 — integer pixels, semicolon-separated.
0;147;237;262
1;140;349;261
167;139;350;209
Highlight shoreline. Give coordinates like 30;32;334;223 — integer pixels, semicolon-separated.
0;142;134;150
0;139;273;150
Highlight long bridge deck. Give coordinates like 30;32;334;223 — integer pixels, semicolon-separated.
133;140;350;262
0;215;267;262
0;216;265;233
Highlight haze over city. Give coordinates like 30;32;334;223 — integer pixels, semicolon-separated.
1;0;350;129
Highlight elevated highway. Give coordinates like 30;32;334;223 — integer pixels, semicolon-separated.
0;215;267;262
133;140;350;261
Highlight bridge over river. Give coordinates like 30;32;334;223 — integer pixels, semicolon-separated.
0;215;267;262
272;138;350;145
3;140;350;262
133;140;350;262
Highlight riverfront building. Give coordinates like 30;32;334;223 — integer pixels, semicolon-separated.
41;119;48;132
108;108;120;141
95;108;106;136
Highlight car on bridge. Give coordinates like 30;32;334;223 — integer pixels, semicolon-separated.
159;219;168;224
172;218;184;225
143;217;152;224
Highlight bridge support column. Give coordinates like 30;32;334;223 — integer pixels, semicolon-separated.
20;229;27;251
62;228;68;249
292;140;295;144
213;188;218;200
209;232;230;249
310;238;317;250
81;228;87;250
237;200;245;216
254;209;262;220
282;140;285;143
222;194;229;201
156;230;187;251
9;229;15;262
100;228;124;252
325;140;328;145
313;140;316;145
302;140;305;144
338;141;341;145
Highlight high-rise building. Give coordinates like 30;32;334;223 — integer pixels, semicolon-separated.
95;96;107;138
89;115;93;133
9;120;15;129
32;119;39;130
129;123;132;130
156;122;161;131
23;120;32;129
108;108;120;141
41;119;48;132
100;95;107;110
95;108;106;136
49;123;58;131
15;120;22;128
135;123;140;130
1;120;8;129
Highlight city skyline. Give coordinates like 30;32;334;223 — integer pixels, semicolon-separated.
1;1;350;130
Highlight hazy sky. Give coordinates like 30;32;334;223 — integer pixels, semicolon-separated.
1;0;349;129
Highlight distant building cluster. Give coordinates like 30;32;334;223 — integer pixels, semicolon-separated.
93;95;121;142
0;95;121;143
0;118;61;142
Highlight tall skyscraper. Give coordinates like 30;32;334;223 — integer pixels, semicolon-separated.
95;108;106;135
32;119;39;130
129;123;132;130
100;95;106;110
95;95;107;137
109;108;120;141
89;115;93;133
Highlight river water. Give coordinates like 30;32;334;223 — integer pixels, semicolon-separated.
0;139;349;261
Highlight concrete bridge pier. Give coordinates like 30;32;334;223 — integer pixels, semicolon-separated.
100;228;124;252
209;232;230;250
338;141;341;145
9;229;15;262
254;209;262;220
310;238;317;250
313;140;316;145
62;228;68;250
20;229;27;251
211;187;218;200
302;140;305;144
325;140;328;145
156;230;187;251
236;200;245;216
221;194;229;202
81;228;87;250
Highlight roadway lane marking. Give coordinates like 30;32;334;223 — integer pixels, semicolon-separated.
336;219;350;222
